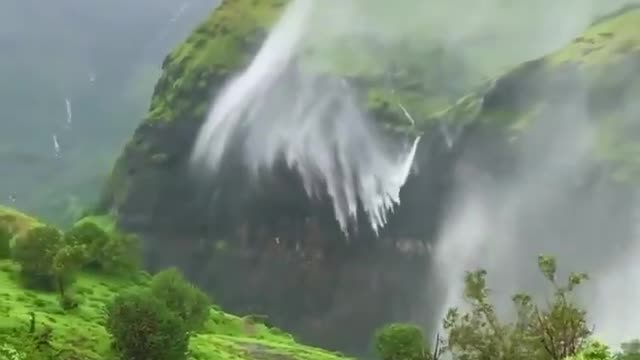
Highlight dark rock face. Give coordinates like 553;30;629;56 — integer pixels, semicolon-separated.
101;108;458;352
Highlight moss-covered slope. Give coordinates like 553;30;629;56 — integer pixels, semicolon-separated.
428;4;640;183
0;207;351;360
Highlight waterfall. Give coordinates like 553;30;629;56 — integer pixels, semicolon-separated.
190;0;420;235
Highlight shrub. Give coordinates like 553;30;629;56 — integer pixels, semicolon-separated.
105;288;189;360
99;233;141;274
64;222;141;274
374;323;429;360
12;226;63;290
63;222;109;269
150;268;211;331
0;224;11;259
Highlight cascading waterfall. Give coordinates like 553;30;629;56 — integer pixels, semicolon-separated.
190;0;420;235
430;92;640;349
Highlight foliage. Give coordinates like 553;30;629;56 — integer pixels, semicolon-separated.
150;267;211;331
98;232;141;274
52;243;88;298
442;255;591;360
63;221;141;275
0;224;10;259
11;226;64;290
105;288;190;360
374;323;430;360
618;340;640;360
63;222;109;269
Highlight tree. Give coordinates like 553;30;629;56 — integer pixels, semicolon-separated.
0;224;11;259
374;323;432;360
105;288;189;360
442;255;591;360
12;226;63;290
52;244;87;308
63;222;109;269
150;267;211;331
99;232;141;274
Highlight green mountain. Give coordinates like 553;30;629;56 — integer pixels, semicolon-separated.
96;0;640;354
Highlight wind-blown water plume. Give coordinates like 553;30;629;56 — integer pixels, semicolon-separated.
190;0;420;235
430;73;640;349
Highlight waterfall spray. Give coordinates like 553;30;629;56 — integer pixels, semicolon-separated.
190;0;420;235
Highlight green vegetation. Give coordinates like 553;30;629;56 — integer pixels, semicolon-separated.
106;288;190;360
376;255;640;360
149;268;211;331
374;324;432;360
549;6;640;66
0;225;10;259
0;206;352;360
147;0;287;124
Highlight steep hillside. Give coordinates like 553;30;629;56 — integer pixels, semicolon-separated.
0;207;351;360
98;1;640;354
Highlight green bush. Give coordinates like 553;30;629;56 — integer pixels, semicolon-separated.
105;288;189;360
0;224;11;259
63;222;109;269
63;222;141;274
374;323;429;360
99;233;141;274
150;267;211;331
12;226;63;290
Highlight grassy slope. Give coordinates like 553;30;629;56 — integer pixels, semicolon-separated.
0;206;41;237
429;6;640;154
0;207;352;360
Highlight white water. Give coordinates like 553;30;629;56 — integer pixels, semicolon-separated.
190;0;420;235
431;99;640;348
65;98;72;127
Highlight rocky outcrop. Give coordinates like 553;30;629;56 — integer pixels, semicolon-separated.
99;1;640;354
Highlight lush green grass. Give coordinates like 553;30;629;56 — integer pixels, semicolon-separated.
0;258;352;360
550;6;640;66
0;205;41;237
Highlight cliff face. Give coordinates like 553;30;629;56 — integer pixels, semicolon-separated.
100;1;640;354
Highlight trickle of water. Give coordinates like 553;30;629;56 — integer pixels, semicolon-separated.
52;134;61;158
65;98;72;127
190;0;420;235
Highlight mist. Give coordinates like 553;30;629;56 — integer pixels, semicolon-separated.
0;0;217;225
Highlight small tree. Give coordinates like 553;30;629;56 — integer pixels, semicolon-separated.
150;267;211;331
52;244;87;308
105;288;189;360
374;323;431;360
12;226;63;290
63;222;109;269
0;224;11;259
442;255;591;360
99;233;141;274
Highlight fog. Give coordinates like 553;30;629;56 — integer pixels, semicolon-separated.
0;0;217;225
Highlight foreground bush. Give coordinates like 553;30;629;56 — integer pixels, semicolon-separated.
442;255;591;360
12;226;63;290
150;267;210;331
106;288;189;360
374;323;430;360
